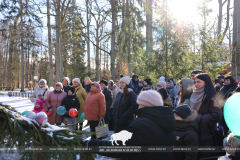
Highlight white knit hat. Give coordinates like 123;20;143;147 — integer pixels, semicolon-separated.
137;90;163;107
120;76;131;85
72;78;80;84
39;79;47;85
63;77;70;84
157;81;166;89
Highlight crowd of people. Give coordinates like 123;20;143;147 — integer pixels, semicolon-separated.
28;71;240;160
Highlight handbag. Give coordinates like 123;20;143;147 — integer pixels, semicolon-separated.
95;119;109;139
198;116;225;159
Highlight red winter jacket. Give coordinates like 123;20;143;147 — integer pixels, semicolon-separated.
84;88;106;121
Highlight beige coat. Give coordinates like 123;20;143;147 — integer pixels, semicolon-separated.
30;85;50;110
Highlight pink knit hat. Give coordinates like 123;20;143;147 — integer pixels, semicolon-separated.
55;82;63;89
137;90;163;107
36;100;45;108
91;82;100;89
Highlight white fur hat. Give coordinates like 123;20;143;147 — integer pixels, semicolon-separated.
39;79;47;85
137;90;163;107
120;76;131;85
72;78;80;84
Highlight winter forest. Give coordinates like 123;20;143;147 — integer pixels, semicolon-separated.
0;0;239;90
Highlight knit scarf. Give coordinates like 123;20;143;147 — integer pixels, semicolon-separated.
190;85;205;112
34;105;43;112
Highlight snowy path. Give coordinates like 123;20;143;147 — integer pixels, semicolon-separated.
0;91;230;160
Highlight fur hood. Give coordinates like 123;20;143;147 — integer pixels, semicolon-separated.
108;85;116;91
119;88;133;93
183;110;198;122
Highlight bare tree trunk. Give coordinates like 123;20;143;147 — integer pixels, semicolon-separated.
55;0;61;82
146;0;153;51
60;34;63;80
232;0;240;80
127;0;131;76
47;0;53;87
110;0;116;81
218;0;222;43
20;0;24;92
219;0;230;45
86;0;91;76
100;43;102;80
95;34;100;81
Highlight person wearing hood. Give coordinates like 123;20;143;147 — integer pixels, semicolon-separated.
166;79;176;105
156;80;173;108
141;79;153;91
168;78;176;86
62;77;71;93
108;80;117;131
217;75;225;86
72;78;87;130
135;81;144;95
190;70;203;80
100;80;113;126
83;82;106;139
219;76;238;136
214;78;223;93
131;75;139;95
190;74;222;159
173;105;198;160
112;76;138;133
178;78;194;106
84;90;176;160
83;77;92;93
61;87;80;130
46;82;67;125
30;79;50;111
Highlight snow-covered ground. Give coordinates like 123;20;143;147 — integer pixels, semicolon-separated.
0;91;230;160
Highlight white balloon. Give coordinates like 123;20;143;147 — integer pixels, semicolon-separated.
26;111;36;119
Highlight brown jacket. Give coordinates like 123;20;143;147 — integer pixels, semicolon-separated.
46;91;67;125
196;96;222;135
83;88;106;121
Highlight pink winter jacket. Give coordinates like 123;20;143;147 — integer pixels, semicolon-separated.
46;91;67;125
32;108;52;117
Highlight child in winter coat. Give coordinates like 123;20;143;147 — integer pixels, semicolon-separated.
61;87;80;130
32;100;53;117
172;104;198;160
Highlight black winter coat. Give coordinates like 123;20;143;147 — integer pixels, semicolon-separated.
113;88;138;133
173;120;198;160
88;106;176;160
131;80;139;95
63;85;71;94
215;85;223;93
135;87;143;95
83;83;91;93
102;88;113;124
218;83;237;134
61;94;80;118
